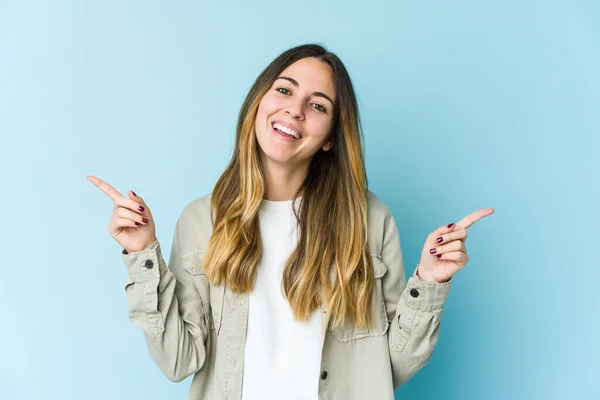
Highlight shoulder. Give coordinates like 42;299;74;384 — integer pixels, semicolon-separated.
174;190;394;254
367;190;392;216
367;189;393;227
180;192;213;220
174;192;214;255
179;190;388;222
366;190;395;254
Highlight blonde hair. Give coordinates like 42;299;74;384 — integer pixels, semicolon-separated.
202;44;374;329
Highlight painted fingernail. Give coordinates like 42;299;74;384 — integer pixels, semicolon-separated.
138;205;145;212
132;191;137;197
135;222;141;226
142;217;149;223
430;248;436;254
437;254;442;258
447;223;455;229
437;237;443;243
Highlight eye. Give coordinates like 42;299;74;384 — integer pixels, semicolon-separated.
276;87;291;95
312;103;326;113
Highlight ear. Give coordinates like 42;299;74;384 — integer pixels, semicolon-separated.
322;141;332;151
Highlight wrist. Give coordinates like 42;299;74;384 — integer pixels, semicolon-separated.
416;265;450;283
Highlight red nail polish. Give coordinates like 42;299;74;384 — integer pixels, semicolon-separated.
142;217;148;223
437;237;443;243
132;191;137;197
135;222;141;226
447;223;455;229
437;254;442;258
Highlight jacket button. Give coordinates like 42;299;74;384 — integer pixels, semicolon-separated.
409;288;419;298
321;371;328;380
144;259;154;269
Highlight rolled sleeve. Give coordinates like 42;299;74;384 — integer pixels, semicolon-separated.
121;238;167;284
402;265;452;311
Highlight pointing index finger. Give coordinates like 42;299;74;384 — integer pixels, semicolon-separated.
87;175;123;201
456;208;495;230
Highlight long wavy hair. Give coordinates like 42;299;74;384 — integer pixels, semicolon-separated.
202;43;374;329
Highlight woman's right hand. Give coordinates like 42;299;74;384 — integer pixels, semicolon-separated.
87;175;157;253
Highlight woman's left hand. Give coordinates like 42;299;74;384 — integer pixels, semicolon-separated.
417;208;495;283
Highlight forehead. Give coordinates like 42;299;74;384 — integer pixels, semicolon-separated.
278;57;336;101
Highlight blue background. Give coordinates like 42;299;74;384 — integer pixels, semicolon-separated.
1;0;598;399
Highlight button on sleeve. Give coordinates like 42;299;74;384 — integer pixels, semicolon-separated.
121;238;164;283
402;264;451;311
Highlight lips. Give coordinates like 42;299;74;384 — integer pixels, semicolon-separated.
271;120;302;138
271;123;301;141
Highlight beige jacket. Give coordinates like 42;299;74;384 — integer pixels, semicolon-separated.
121;191;452;400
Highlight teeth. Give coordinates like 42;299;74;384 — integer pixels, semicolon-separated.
273;123;300;139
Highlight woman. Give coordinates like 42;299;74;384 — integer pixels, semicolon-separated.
88;43;493;400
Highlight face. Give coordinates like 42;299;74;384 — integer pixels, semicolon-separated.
255;57;336;168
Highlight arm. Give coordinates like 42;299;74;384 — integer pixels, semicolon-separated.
381;214;452;389
121;217;210;382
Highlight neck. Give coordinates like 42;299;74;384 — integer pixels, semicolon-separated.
261;157;309;201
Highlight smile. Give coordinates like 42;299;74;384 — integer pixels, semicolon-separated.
271;122;302;141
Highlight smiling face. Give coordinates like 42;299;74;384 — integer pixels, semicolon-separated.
255;57;336;169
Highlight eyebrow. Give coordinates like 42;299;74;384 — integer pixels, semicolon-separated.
275;76;335;107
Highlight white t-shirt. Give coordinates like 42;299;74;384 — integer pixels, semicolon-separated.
241;198;323;400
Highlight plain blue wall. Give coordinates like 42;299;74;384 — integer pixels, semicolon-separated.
1;0;597;399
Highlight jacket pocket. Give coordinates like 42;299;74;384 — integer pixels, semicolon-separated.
181;251;225;335
330;254;390;342
368;254;390;337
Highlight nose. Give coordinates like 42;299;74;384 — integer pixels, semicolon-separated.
284;102;304;120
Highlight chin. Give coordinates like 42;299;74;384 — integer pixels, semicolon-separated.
260;147;293;165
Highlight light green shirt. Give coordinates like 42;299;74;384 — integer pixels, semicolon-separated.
121;191;452;399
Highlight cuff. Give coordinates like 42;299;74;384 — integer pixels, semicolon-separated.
403;264;452;311
121;238;165;283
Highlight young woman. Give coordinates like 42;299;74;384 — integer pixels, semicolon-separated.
88;44;493;400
